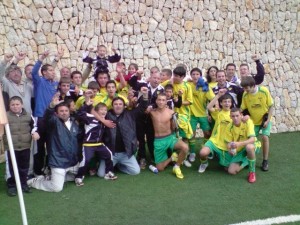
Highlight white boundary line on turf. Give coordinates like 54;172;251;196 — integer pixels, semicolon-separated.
228;215;300;225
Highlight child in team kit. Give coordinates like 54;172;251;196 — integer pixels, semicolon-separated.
240;76;274;171
75;98;117;186
198;90;232;173
188;68;215;162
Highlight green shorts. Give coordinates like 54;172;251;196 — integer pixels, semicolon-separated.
154;133;178;164
204;140;260;168
255;122;272;137
190;115;211;132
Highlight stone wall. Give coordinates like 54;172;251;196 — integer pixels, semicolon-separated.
1;0;300;133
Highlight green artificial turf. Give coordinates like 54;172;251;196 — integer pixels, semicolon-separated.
1;132;300;225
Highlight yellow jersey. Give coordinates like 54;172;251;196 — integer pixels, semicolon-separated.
75;93;104;110
241;86;273;125
189;82;215;117
209;109;231;150
224;119;256;152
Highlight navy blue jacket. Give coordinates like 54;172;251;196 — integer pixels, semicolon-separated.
45;107;80;168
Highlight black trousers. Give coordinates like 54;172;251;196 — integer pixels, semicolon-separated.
136;116;154;160
7;148;30;189
34;117;47;175
76;145;113;178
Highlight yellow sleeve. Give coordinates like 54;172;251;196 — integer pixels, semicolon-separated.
75;96;85;110
206;87;215;101
185;82;193;104
246;119;256;138
240;92;247;110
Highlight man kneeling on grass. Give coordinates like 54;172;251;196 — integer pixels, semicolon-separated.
199;107;260;183
149;93;188;179
27;94;81;192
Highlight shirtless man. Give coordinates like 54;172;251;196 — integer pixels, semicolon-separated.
150;93;188;179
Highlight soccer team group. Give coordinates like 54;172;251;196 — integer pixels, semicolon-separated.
1;44;273;196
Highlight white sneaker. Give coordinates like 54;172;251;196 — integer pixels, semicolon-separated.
27;175;44;187
75;178;84;186
183;160;192;167
198;163;208;173
104;171;118;180
189;153;196;162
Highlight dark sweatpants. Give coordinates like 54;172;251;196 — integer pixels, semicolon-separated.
76;145;113;178
7;148;30;189
34;117;47;175
136;116;155;161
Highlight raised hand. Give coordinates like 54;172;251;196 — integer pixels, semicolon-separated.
15;52;27;62
50;93;64;108
4;53;13;63
39;50;50;61
56;46;64;59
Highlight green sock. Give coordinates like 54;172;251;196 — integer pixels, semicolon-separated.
200;159;208;164
189;138;196;153
248;159;256;172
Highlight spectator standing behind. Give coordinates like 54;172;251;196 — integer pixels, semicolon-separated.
212;70;244;107
239;55;265;85
27;94;81;192
225;63;241;86
83;45;121;75
5;96;39;196
0;53;33;114
31;50;61;175
97;87;149;177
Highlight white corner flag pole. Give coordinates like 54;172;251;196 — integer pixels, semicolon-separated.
0;87;28;225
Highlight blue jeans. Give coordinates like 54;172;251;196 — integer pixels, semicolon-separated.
97;152;140;177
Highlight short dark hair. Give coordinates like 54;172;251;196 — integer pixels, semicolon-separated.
219;94;232;103
161;69;172;77
230;107;242;113
41;64;53;75
190;67;202;76
164;84;173;90
59;77;71;85
87;81;100;90
54;102;69;113
9;96;23;104
240;63;249;69
64;98;75;107
25;63;34;70
94;103;107;111
206;66;219;83
226;63;236;70
71;70;82;79
173;66;186;77
129;63;138;71
105;80;116;88
112;97;125;106
216;70;226;77
240;76;256;88
94;71;110;81
157;92;167;98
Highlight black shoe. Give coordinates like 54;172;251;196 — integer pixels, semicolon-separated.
22;186;32;193
261;160;269;171
7;187;17;197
